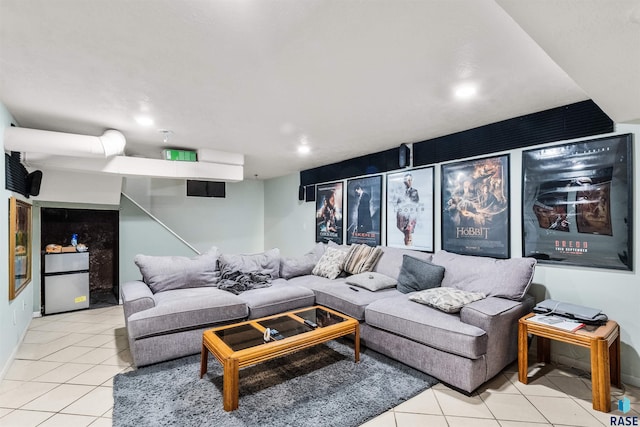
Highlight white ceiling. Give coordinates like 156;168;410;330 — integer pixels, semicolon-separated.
1;0;639;180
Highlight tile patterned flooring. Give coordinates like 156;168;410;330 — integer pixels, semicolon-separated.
1;305;638;426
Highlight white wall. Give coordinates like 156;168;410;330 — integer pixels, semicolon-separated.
263;125;640;386
0;103;36;379
122;176;265;255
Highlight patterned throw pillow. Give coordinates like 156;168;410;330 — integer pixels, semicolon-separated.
409;287;486;313
312;247;348;280
343;244;383;275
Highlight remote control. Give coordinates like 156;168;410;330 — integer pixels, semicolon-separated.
304;319;318;329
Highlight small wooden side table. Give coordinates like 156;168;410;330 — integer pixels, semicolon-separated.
518;313;620;413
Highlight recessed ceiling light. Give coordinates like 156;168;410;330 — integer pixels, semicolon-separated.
298;145;311;155
135;116;154;126
454;84;477;99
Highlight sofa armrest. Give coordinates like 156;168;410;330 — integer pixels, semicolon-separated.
121;280;156;320
460;294;535;378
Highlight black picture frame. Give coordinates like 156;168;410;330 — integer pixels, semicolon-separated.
386;167;434;252
315;181;344;244
346;175;382;246
522;134;633;270
441;154;510;258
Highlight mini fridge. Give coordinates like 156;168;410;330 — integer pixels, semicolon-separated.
43;252;90;314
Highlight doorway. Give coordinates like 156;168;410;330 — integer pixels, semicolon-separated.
41;208;119;312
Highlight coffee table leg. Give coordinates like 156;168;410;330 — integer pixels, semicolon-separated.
354;325;360;363
223;359;239;411
200;343;208;378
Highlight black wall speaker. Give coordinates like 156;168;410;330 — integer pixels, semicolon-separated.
298;185;305;201
399;143;410;168
187;180;226;197
27;170;43;197
305;185;315;202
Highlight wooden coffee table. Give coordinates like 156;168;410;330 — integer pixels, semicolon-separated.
200;305;360;411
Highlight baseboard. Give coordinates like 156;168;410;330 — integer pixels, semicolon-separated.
0;315;33;382
555;354;640;389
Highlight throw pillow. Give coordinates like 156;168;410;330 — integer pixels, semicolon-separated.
410;287;486;313
219;248;281;279
279;243;326;279
397;255;445;294
134;247;220;294
343;244;383;275
312;247;347;280
346;272;397;291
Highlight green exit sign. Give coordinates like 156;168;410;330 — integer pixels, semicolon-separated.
163;149;197;162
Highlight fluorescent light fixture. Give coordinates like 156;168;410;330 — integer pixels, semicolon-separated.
454;84;477;99
135;116;154;126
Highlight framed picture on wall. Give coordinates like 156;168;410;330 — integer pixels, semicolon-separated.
441;154;510;258
9;197;32;300
522;134;633;270
386;167;434;252
346;175;382;246
315;181;344;244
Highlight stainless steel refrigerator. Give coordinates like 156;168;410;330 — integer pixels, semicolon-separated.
43;252;90;314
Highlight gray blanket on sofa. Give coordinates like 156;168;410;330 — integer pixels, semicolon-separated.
217;266;272;295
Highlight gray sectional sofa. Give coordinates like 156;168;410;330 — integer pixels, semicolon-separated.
121;244;536;393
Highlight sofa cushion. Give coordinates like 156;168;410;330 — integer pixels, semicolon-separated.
410;287;486;313
346;272;397;291
431;250;536;300
397;255;444;294
236;279;316;319
372;246;433;280
134;248;220;294
365;293;488;359
343;244;383;275
279;243;326;279
313;281;401;321
312;247;347;279
219;248;281;279
127;287;247;340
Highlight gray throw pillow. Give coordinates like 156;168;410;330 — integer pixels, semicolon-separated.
397;255;445;294
279;243;326;279
219;248;281;279
134;247;220;294
410;287;486;313
346;272;397;291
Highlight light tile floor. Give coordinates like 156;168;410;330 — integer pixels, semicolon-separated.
1;305;638;426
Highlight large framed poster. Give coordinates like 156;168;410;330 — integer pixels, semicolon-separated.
346;175;382;246
522;134;633;270
315;181;344;244
441;154;510;258
386;167;434;252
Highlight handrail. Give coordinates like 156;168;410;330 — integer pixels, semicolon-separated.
121;192;201;255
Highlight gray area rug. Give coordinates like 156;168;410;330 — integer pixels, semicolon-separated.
113;339;438;427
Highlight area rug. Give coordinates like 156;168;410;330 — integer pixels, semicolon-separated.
113;339;438;427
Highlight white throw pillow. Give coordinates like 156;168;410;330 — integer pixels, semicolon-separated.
312;247;347;280
409;287;486;313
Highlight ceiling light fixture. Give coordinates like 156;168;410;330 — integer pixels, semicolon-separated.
298;145;311;155
454;84;477;99
135;116;154;126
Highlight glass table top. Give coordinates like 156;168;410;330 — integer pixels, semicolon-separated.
214;307;348;352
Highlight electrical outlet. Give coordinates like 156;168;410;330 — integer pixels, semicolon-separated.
13;310;16;325
22;300;26;311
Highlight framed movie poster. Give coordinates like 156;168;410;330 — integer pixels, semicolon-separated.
386;167;434;252
522;134;633;270
315;181;344;244
346;175;382;246
441;154;510;258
